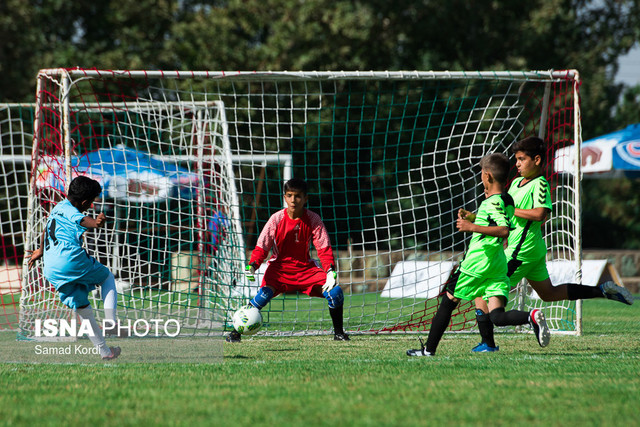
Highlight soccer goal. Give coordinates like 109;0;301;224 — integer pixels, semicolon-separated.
20;68;582;339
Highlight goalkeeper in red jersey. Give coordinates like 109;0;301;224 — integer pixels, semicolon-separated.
226;178;348;343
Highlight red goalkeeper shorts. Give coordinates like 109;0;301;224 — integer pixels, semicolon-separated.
261;261;326;298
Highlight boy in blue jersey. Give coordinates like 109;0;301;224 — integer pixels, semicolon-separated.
27;176;121;360
407;153;549;357
471;137;633;353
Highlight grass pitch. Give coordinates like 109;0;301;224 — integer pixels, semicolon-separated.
1;297;638;426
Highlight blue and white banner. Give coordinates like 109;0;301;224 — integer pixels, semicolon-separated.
554;124;640;175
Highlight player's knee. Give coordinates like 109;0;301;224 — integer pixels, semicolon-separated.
489;307;508;326
476;309;490;322
100;272;116;288
323;286;344;309
250;286;274;310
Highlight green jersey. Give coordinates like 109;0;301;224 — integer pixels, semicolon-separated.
459;193;515;280
506;175;552;262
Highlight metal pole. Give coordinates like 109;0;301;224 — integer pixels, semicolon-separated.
62;72;72;193
573;72;583;336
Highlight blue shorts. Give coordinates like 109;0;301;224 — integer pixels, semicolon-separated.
44;245;111;309
57;282;97;309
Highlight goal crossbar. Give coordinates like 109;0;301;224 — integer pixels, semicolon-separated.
39;68;579;82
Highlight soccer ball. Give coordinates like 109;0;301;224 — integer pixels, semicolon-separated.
232;305;263;335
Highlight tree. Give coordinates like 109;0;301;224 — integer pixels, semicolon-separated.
612;85;640;129
582;177;640;249
0;0;178;102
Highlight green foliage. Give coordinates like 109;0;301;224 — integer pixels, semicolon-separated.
612;85;640;129
2;0;639;105
582;177;640;249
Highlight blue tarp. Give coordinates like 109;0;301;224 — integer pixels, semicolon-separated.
36;145;198;202
554;124;640;176
587;124;640;172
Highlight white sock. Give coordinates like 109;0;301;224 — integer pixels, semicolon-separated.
101;272;118;328
76;306;111;358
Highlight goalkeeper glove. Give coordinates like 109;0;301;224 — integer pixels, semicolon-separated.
322;269;338;293
244;264;256;282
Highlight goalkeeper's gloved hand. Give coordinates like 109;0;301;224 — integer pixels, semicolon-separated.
244;264;256;282
322;268;338;293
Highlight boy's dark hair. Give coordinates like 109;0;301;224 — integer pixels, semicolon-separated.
283;177;308;195
480;153;510;185
67;176;102;204
511;136;545;161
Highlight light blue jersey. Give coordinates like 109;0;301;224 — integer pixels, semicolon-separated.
42;199;110;308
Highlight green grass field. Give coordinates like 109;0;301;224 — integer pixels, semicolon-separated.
1;297;638;426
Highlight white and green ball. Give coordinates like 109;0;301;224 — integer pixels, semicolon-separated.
232;305;263;335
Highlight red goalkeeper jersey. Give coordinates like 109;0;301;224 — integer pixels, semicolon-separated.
249;208;335;275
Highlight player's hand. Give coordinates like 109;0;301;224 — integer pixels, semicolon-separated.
95;212;107;228
456;217;476;233
322;269;337;293
26;248;43;269
458;209;476;222
244;265;256;282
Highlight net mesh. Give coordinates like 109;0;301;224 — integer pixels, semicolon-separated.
0;105;33;330
14;69;580;338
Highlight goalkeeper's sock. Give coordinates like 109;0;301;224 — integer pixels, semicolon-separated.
250;286;274;310
329;305;345;335
489;307;529;326
425;295;458;354
566;283;605;300
323;285;344;309
475;309;495;348
76;305;111;358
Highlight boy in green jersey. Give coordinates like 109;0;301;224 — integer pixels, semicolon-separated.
472;136;634;353
407;153;549;357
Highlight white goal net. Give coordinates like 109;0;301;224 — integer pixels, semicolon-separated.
19;69;582;339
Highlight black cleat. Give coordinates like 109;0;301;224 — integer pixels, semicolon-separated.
226;330;242;343
529;309;550;347
406;337;434;357
102;346;121;360
334;333;350;341
406;347;434;357
600;281;634;305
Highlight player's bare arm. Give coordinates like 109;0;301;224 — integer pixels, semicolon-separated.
80;212;106;229
26;230;45;269
514;207;549;222
456;218;509;238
